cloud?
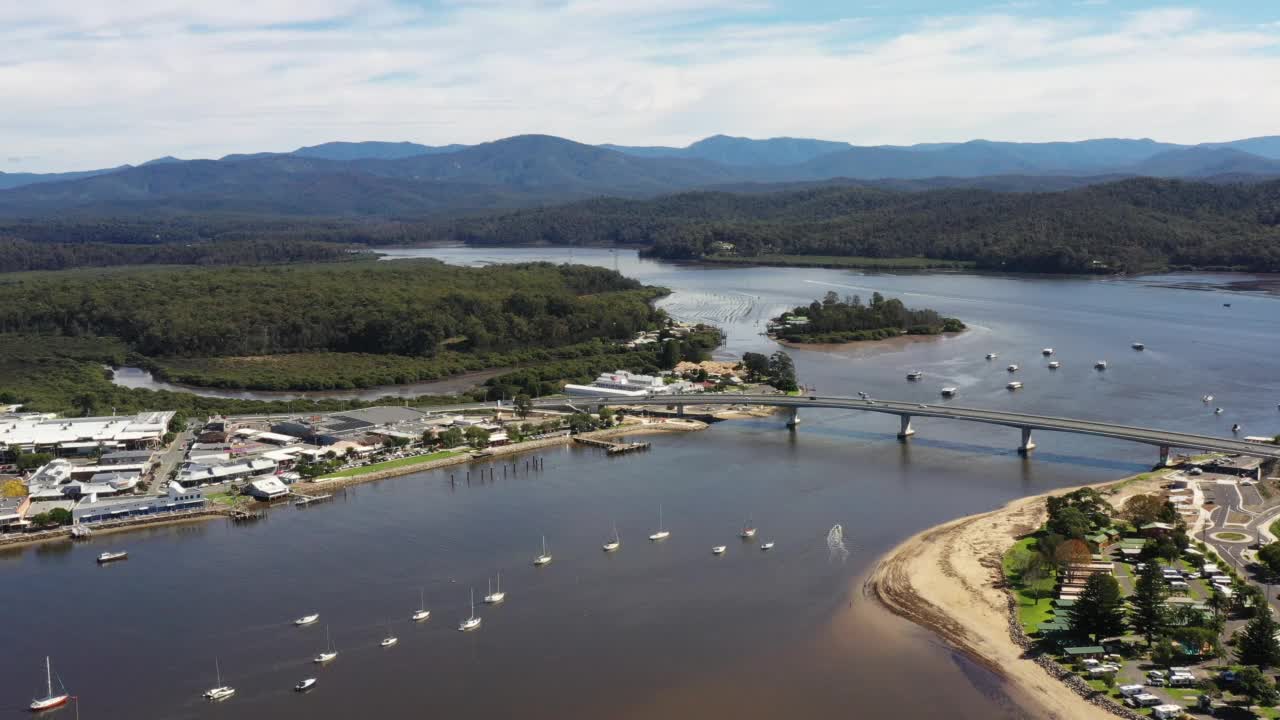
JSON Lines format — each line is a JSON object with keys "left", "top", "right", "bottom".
{"left": 2, "top": 2, "right": 1279, "bottom": 171}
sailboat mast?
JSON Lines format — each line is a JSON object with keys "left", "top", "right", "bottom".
{"left": 46, "top": 656, "right": 53, "bottom": 697}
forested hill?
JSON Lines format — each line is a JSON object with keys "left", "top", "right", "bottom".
{"left": 444, "top": 178, "right": 1280, "bottom": 273}
{"left": 0, "top": 261, "right": 662, "bottom": 358}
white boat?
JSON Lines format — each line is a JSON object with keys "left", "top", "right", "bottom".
{"left": 940, "top": 387, "right": 958, "bottom": 397}
{"left": 985, "top": 352, "right": 998, "bottom": 360}
{"left": 411, "top": 589, "right": 430, "bottom": 622}
{"left": 29, "top": 656, "right": 70, "bottom": 711}
{"left": 649, "top": 506, "right": 671, "bottom": 541}
{"left": 602, "top": 523, "right": 621, "bottom": 552}
{"left": 294, "top": 678, "right": 317, "bottom": 692}
{"left": 711, "top": 545, "right": 727, "bottom": 555}
{"left": 96, "top": 550, "right": 127, "bottom": 563}
{"left": 294, "top": 613, "right": 319, "bottom": 627}
{"left": 484, "top": 573, "right": 506, "bottom": 604}
{"left": 1202, "top": 394, "right": 1214, "bottom": 403}
{"left": 1006, "top": 364, "right": 1019, "bottom": 372}
{"left": 380, "top": 635, "right": 398, "bottom": 648}
{"left": 1132, "top": 342, "right": 1145, "bottom": 350}
{"left": 1006, "top": 381, "right": 1023, "bottom": 390}
{"left": 905, "top": 371, "right": 923, "bottom": 381}
{"left": 203, "top": 658, "right": 235, "bottom": 701}
{"left": 739, "top": 517, "right": 757, "bottom": 539}
{"left": 458, "top": 588, "right": 482, "bottom": 632}
{"left": 1041, "top": 348, "right": 1054, "bottom": 356}
{"left": 1048, "top": 361, "right": 1061, "bottom": 369}
{"left": 1214, "top": 407, "right": 1224, "bottom": 415}
{"left": 313, "top": 627, "right": 337, "bottom": 663}
{"left": 1094, "top": 360, "right": 1107, "bottom": 370}
{"left": 760, "top": 542, "right": 775, "bottom": 551}
{"left": 532, "top": 536, "right": 552, "bottom": 566}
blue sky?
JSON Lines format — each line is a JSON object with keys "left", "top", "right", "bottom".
{"left": 2, "top": 1, "right": 1278, "bottom": 171}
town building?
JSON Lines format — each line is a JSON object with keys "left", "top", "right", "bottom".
{"left": 71, "top": 482, "right": 206, "bottom": 524}
{"left": 246, "top": 477, "right": 289, "bottom": 500}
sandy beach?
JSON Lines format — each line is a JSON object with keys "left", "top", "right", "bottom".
{"left": 864, "top": 472, "right": 1170, "bottom": 720}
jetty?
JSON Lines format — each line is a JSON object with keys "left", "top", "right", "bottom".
{"left": 574, "top": 436, "right": 651, "bottom": 455}
{"left": 293, "top": 493, "right": 334, "bottom": 508}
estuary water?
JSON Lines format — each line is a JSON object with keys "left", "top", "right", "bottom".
{"left": 11, "top": 247, "right": 1278, "bottom": 719}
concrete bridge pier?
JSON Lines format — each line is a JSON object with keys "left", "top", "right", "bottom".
{"left": 897, "top": 414, "right": 915, "bottom": 440}
{"left": 1158, "top": 445, "right": 1171, "bottom": 467}
{"left": 676, "top": 404, "right": 685, "bottom": 418}
{"left": 1017, "top": 427, "right": 1036, "bottom": 454}
{"left": 785, "top": 407, "right": 801, "bottom": 429}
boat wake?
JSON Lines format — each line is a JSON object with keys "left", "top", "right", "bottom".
{"left": 827, "top": 524, "right": 848, "bottom": 563}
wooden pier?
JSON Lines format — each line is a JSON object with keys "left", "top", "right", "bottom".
{"left": 574, "top": 436, "right": 651, "bottom": 455}
{"left": 293, "top": 493, "right": 334, "bottom": 508}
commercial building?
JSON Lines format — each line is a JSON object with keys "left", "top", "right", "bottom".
{"left": 246, "top": 477, "right": 290, "bottom": 500}
{"left": 565, "top": 370, "right": 668, "bottom": 398}
{"left": 177, "top": 458, "right": 277, "bottom": 488}
{"left": 0, "top": 411, "right": 174, "bottom": 457}
{"left": 71, "top": 482, "right": 206, "bottom": 525}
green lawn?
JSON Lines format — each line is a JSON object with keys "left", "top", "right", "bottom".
{"left": 1216, "top": 532, "right": 1248, "bottom": 541}
{"left": 1271, "top": 518, "right": 1280, "bottom": 540}
{"left": 207, "top": 491, "right": 252, "bottom": 508}
{"left": 319, "top": 451, "right": 460, "bottom": 479}
{"left": 1004, "top": 536, "right": 1058, "bottom": 631}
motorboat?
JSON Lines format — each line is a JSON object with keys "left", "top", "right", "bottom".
{"left": 985, "top": 353, "right": 998, "bottom": 360}
{"left": 649, "top": 506, "right": 670, "bottom": 541}
{"left": 1214, "top": 407, "right": 1224, "bottom": 415}
{"left": 380, "top": 635, "right": 398, "bottom": 648}
{"left": 711, "top": 545, "right": 727, "bottom": 555}
{"left": 458, "top": 589, "right": 482, "bottom": 632}
{"left": 1132, "top": 342, "right": 1145, "bottom": 350}
{"left": 203, "top": 658, "right": 234, "bottom": 701}
{"left": 1048, "top": 361, "right": 1061, "bottom": 369}
{"left": 96, "top": 551, "right": 127, "bottom": 563}
{"left": 1202, "top": 395, "right": 1214, "bottom": 403}
{"left": 1094, "top": 360, "right": 1107, "bottom": 370}
{"left": 1006, "top": 364, "right": 1019, "bottom": 372}
{"left": 484, "top": 573, "right": 506, "bottom": 604}
{"left": 905, "top": 371, "right": 923, "bottom": 381}
{"left": 1041, "top": 348, "right": 1054, "bottom": 356}
{"left": 1006, "top": 381, "right": 1023, "bottom": 390}
{"left": 532, "top": 536, "right": 552, "bottom": 566}
{"left": 411, "top": 589, "right": 430, "bottom": 622}
{"left": 29, "top": 656, "right": 70, "bottom": 711}
{"left": 940, "top": 387, "right": 958, "bottom": 397}
{"left": 760, "top": 542, "right": 775, "bottom": 551}
{"left": 294, "top": 678, "right": 317, "bottom": 692}
{"left": 294, "top": 613, "right": 319, "bottom": 627}
{"left": 313, "top": 627, "right": 337, "bottom": 663}
{"left": 739, "top": 521, "right": 757, "bottom": 539}
{"left": 602, "top": 523, "right": 621, "bottom": 552}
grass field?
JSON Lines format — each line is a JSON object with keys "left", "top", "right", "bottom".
{"left": 319, "top": 451, "right": 461, "bottom": 479}
{"left": 1004, "top": 536, "right": 1057, "bottom": 631}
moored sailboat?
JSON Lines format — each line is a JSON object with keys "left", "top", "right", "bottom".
{"left": 202, "top": 658, "right": 234, "bottom": 701}
{"left": 649, "top": 506, "right": 670, "bottom": 541}
{"left": 484, "top": 573, "right": 505, "bottom": 604}
{"left": 458, "top": 588, "right": 482, "bottom": 632}
{"left": 29, "top": 656, "right": 70, "bottom": 711}
{"left": 313, "top": 627, "right": 337, "bottom": 663}
{"left": 411, "top": 589, "right": 430, "bottom": 622}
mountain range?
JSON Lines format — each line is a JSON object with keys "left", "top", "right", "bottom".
{"left": 2, "top": 133, "right": 1279, "bottom": 217}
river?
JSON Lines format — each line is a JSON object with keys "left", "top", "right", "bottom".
{"left": 9, "top": 247, "right": 1277, "bottom": 719}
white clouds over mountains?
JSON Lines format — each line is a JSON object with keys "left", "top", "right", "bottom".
{"left": 3, "top": 1, "right": 1278, "bottom": 171}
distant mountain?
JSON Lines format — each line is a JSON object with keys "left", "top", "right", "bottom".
{"left": 0, "top": 166, "right": 128, "bottom": 191}
{"left": 1124, "top": 147, "right": 1280, "bottom": 177}
{"left": 1199, "top": 136, "right": 1280, "bottom": 160}
{"left": 604, "top": 134, "right": 853, "bottom": 166}
{"left": 291, "top": 140, "right": 466, "bottom": 161}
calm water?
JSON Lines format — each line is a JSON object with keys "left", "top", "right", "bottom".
{"left": 13, "top": 247, "right": 1278, "bottom": 719}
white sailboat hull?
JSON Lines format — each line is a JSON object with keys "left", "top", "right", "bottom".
{"left": 602, "top": 541, "right": 620, "bottom": 551}
{"left": 204, "top": 687, "right": 235, "bottom": 701}
{"left": 484, "top": 593, "right": 505, "bottom": 604}
{"left": 411, "top": 610, "right": 431, "bottom": 622}
{"left": 648, "top": 531, "right": 670, "bottom": 541}
{"left": 30, "top": 695, "right": 70, "bottom": 711}
{"left": 295, "top": 679, "right": 317, "bottom": 692}
{"left": 313, "top": 652, "right": 337, "bottom": 663}
{"left": 294, "top": 614, "right": 319, "bottom": 626}
{"left": 380, "top": 638, "right": 398, "bottom": 648}
{"left": 458, "top": 617, "right": 482, "bottom": 632}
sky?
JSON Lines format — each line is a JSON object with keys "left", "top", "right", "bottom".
{"left": 2, "top": 1, "right": 1279, "bottom": 172}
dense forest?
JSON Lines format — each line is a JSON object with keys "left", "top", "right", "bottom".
{"left": 0, "top": 260, "right": 661, "bottom": 358}
{"left": 440, "top": 178, "right": 1280, "bottom": 273}
{"left": 773, "top": 291, "right": 965, "bottom": 344}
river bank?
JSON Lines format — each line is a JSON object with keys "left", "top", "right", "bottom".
{"left": 863, "top": 470, "right": 1172, "bottom": 720}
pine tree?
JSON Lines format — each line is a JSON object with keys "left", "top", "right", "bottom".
{"left": 1129, "top": 561, "right": 1169, "bottom": 645}
{"left": 1235, "top": 610, "right": 1280, "bottom": 668}
{"left": 1069, "top": 574, "right": 1126, "bottom": 641}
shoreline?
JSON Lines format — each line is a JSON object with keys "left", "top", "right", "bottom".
{"left": 863, "top": 470, "right": 1171, "bottom": 720}
{"left": 1, "top": 420, "right": 707, "bottom": 551}
{"left": 773, "top": 330, "right": 964, "bottom": 354}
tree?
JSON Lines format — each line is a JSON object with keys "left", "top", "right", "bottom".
{"left": 1259, "top": 542, "right": 1280, "bottom": 580}
{"left": 1046, "top": 489, "right": 1110, "bottom": 531}
{"left": 514, "top": 394, "right": 532, "bottom": 418}
{"left": 1234, "top": 666, "right": 1280, "bottom": 708}
{"left": 47, "top": 508, "right": 72, "bottom": 526}
{"left": 463, "top": 426, "right": 490, "bottom": 449}
{"left": 598, "top": 407, "right": 617, "bottom": 427}
{"left": 768, "top": 350, "right": 798, "bottom": 392}
{"left": 1068, "top": 574, "right": 1126, "bottom": 641}
{"left": 660, "top": 339, "right": 681, "bottom": 370}
{"left": 1150, "top": 638, "right": 1178, "bottom": 668}
{"left": 438, "top": 427, "right": 464, "bottom": 448}
{"left": 1121, "top": 494, "right": 1167, "bottom": 526}
{"left": 741, "top": 352, "right": 770, "bottom": 381}
{"left": 71, "top": 391, "right": 96, "bottom": 417}
{"left": 1053, "top": 539, "right": 1092, "bottom": 570}
{"left": 1207, "top": 586, "right": 1230, "bottom": 623}
{"left": 568, "top": 413, "right": 597, "bottom": 434}
{"left": 1048, "top": 506, "right": 1091, "bottom": 539}
{"left": 1021, "top": 554, "right": 1050, "bottom": 600}
{"left": 1130, "top": 561, "right": 1169, "bottom": 645}
{"left": 1235, "top": 610, "right": 1280, "bottom": 668}
{"left": 16, "top": 452, "right": 53, "bottom": 471}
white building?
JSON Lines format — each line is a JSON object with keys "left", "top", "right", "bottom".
{"left": 178, "top": 458, "right": 277, "bottom": 487}
{"left": 246, "top": 477, "right": 289, "bottom": 500}
{"left": 72, "top": 482, "right": 205, "bottom": 524}
{"left": 564, "top": 370, "right": 673, "bottom": 398}
{"left": 0, "top": 411, "right": 174, "bottom": 456}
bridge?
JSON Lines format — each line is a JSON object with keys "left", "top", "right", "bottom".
{"left": 542, "top": 394, "right": 1280, "bottom": 465}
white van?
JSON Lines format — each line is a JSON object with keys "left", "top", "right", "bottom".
{"left": 1152, "top": 704, "right": 1183, "bottom": 719}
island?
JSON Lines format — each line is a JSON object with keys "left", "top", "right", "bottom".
{"left": 769, "top": 291, "right": 964, "bottom": 345}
